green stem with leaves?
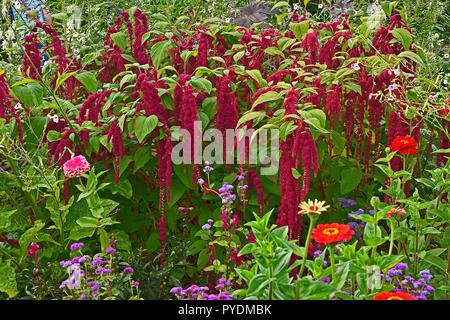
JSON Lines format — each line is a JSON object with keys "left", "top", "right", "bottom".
{"left": 295, "top": 214, "right": 318, "bottom": 300}
{"left": 388, "top": 219, "right": 395, "bottom": 255}
{"left": 329, "top": 245, "right": 337, "bottom": 284}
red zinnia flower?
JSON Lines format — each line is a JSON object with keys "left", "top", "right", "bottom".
{"left": 373, "top": 291, "right": 416, "bottom": 300}
{"left": 311, "top": 223, "right": 354, "bottom": 245}
{"left": 390, "top": 136, "right": 418, "bottom": 156}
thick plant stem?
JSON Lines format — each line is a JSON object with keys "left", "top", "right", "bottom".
{"left": 388, "top": 219, "right": 395, "bottom": 255}
{"left": 295, "top": 215, "right": 317, "bottom": 300}
{"left": 329, "top": 245, "right": 336, "bottom": 284}
{"left": 446, "top": 247, "right": 449, "bottom": 299}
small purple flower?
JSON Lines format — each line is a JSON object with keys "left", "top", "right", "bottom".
{"left": 313, "top": 250, "right": 322, "bottom": 258}
{"left": 123, "top": 267, "right": 134, "bottom": 274}
{"left": 60, "top": 260, "right": 72, "bottom": 268}
{"left": 218, "top": 277, "right": 227, "bottom": 284}
{"left": 80, "top": 294, "right": 89, "bottom": 300}
{"left": 320, "top": 277, "right": 331, "bottom": 283}
{"left": 133, "top": 281, "right": 139, "bottom": 287}
{"left": 207, "top": 219, "right": 214, "bottom": 224}
{"left": 215, "top": 283, "right": 225, "bottom": 290}
{"left": 70, "top": 243, "right": 84, "bottom": 251}
{"left": 170, "top": 286, "right": 182, "bottom": 293}
{"left": 413, "top": 278, "right": 426, "bottom": 289}
{"left": 419, "top": 269, "right": 432, "bottom": 282}
{"left": 106, "top": 247, "right": 116, "bottom": 254}
{"left": 187, "top": 285, "right": 199, "bottom": 292}
{"left": 396, "top": 262, "right": 408, "bottom": 270}
{"left": 92, "top": 257, "right": 102, "bottom": 267}
{"left": 202, "top": 224, "right": 211, "bottom": 230}
{"left": 198, "top": 178, "right": 205, "bottom": 185}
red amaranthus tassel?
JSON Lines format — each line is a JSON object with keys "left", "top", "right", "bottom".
{"left": 22, "top": 32, "right": 42, "bottom": 79}
{"left": 215, "top": 74, "right": 239, "bottom": 133}
{"left": 196, "top": 29, "right": 213, "bottom": 68}
{"left": 293, "top": 120, "right": 319, "bottom": 202}
{"left": 173, "top": 74, "right": 191, "bottom": 126}
{"left": 98, "top": 13, "right": 130, "bottom": 83}
{"left": 277, "top": 136, "right": 301, "bottom": 241}
{"left": 245, "top": 170, "right": 264, "bottom": 217}
{"left": 133, "top": 10, "right": 149, "bottom": 65}
{"left": 302, "top": 32, "right": 320, "bottom": 65}
{"left": 0, "top": 73, "right": 24, "bottom": 146}
{"left": 324, "top": 84, "right": 342, "bottom": 156}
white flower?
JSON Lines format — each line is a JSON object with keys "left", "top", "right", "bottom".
{"left": 394, "top": 69, "right": 400, "bottom": 76}
{"left": 225, "top": 18, "right": 230, "bottom": 23}
{"left": 318, "top": 4, "right": 323, "bottom": 9}
{"left": 293, "top": 3, "right": 299, "bottom": 10}
{"left": 444, "top": 54, "right": 449, "bottom": 59}
{"left": 351, "top": 63, "right": 360, "bottom": 71}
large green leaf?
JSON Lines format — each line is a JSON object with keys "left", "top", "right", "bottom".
{"left": 0, "top": 262, "right": 17, "bottom": 298}
{"left": 340, "top": 167, "right": 363, "bottom": 194}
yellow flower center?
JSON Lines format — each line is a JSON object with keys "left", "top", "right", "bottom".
{"left": 323, "top": 228, "right": 339, "bottom": 236}
{"left": 387, "top": 296, "right": 403, "bottom": 300}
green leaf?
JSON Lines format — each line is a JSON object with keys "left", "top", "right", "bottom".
{"left": 69, "top": 226, "right": 96, "bottom": 241}
{"left": 134, "top": 145, "right": 151, "bottom": 172}
{"left": 0, "top": 262, "right": 17, "bottom": 298}
{"left": 151, "top": 40, "right": 171, "bottom": 69}
{"left": 74, "top": 71, "right": 98, "bottom": 93}
{"left": 146, "top": 232, "right": 161, "bottom": 254}
{"left": 11, "top": 82, "right": 43, "bottom": 107}
{"left": 364, "top": 223, "right": 388, "bottom": 247}
{"left": 190, "top": 77, "right": 212, "bottom": 94}
{"left": 340, "top": 167, "right": 363, "bottom": 194}
{"left": 295, "top": 278, "right": 336, "bottom": 300}
{"left": 54, "top": 72, "right": 77, "bottom": 92}
{"left": 110, "top": 32, "right": 128, "bottom": 51}
{"left": 398, "top": 51, "right": 425, "bottom": 68}
{"left": 236, "top": 111, "right": 266, "bottom": 129}
{"left": 290, "top": 21, "right": 310, "bottom": 40}
{"left": 135, "top": 115, "right": 159, "bottom": 143}
{"left": 76, "top": 216, "right": 99, "bottom": 228}
{"left": 252, "top": 91, "right": 281, "bottom": 111}
{"left": 390, "top": 28, "right": 412, "bottom": 51}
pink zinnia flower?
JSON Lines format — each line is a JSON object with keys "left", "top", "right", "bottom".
{"left": 63, "top": 155, "right": 90, "bottom": 178}
{"left": 386, "top": 207, "right": 407, "bottom": 219}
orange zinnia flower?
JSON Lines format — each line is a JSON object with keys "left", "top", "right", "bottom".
{"left": 390, "top": 136, "right": 418, "bottom": 156}
{"left": 373, "top": 291, "right": 416, "bottom": 300}
{"left": 311, "top": 223, "right": 354, "bottom": 245}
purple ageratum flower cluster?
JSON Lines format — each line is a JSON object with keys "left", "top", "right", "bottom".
{"left": 170, "top": 278, "right": 233, "bottom": 300}
{"left": 60, "top": 263, "right": 85, "bottom": 290}
{"left": 60, "top": 243, "right": 140, "bottom": 300}
{"left": 384, "top": 262, "right": 408, "bottom": 282}
{"left": 385, "top": 267, "right": 435, "bottom": 300}
{"left": 70, "top": 242, "right": 84, "bottom": 251}
{"left": 106, "top": 247, "right": 116, "bottom": 254}
{"left": 201, "top": 223, "right": 211, "bottom": 230}
{"left": 346, "top": 208, "right": 372, "bottom": 241}
{"left": 338, "top": 198, "right": 356, "bottom": 208}
{"left": 219, "top": 182, "right": 236, "bottom": 206}
{"left": 203, "top": 161, "right": 214, "bottom": 173}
